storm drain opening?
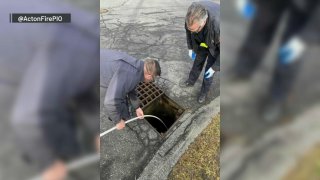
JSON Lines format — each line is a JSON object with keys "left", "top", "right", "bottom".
{"left": 136, "top": 82, "right": 185, "bottom": 135}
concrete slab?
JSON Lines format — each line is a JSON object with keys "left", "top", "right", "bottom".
{"left": 221, "top": 103, "right": 320, "bottom": 180}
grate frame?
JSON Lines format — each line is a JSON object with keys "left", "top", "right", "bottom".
{"left": 136, "top": 82, "right": 164, "bottom": 109}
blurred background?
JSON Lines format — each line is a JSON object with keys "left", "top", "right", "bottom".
{"left": 0, "top": 0, "right": 99, "bottom": 179}
{"left": 221, "top": 0, "right": 320, "bottom": 179}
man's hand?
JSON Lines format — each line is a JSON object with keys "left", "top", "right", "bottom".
{"left": 42, "top": 160, "right": 67, "bottom": 180}
{"left": 205, "top": 68, "right": 215, "bottom": 79}
{"left": 188, "top": 50, "right": 196, "bottom": 61}
{"left": 136, "top": 107, "right": 144, "bottom": 119}
{"left": 279, "top": 36, "right": 305, "bottom": 64}
{"left": 116, "top": 119, "right": 125, "bottom": 130}
{"left": 236, "top": 0, "right": 256, "bottom": 20}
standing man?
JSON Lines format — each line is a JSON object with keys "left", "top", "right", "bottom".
{"left": 100, "top": 49, "right": 161, "bottom": 130}
{"left": 180, "top": 1, "right": 220, "bottom": 104}
{"left": 7, "top": 1, "right": 100, "bottom": 179}
{"left": 233, "top": 0, "right": 320, "bottom": 121}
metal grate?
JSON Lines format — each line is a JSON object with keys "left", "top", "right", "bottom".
{"left": 136, "top": 82, "right": 164, "bottom": 109}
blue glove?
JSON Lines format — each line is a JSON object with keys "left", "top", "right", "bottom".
{"left": 236, "top": 0, "right": 256, "bottom": 20}
{"left": 188, "top": 50, "right": 196, "bottom": 61}
{"left": 279, "top": 37, "right": 305, "bottom": 64}
{"left": 204, "top": 68, "right": 215, "bottom": 79}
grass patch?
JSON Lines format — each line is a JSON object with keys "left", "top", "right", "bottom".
{"left": 168, "top": 113, "right": 220, "bottom": 180}
{"left": 283, "top": 144, "right": 320, "bottom": 180}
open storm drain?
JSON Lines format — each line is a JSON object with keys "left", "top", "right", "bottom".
{"left": 136, "top": 82, "right": 185, "bottom": 135}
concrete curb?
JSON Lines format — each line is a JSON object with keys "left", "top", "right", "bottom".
{"left": 138, "top": 96, "right": 220, "bottom": 180}
{"left": 221, "top": 103, "right": 320, "bottom": 180}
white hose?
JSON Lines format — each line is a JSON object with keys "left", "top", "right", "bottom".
{"left": 30, "top": 153, "right": 99, "bottom": 180}
{"left": 29, "top": 116, "right": 165, "bottom": 179}
{"left": 100, "top": 115, "right": 166, "bottom": 137}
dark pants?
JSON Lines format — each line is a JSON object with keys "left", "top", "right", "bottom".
{"left": 270, "top": 4, "right": 311, "bottom": 101}
{"left": 234, "top": 0, "right": 311, "bottom": 101}
{"left": 235, "top": 1, "right": 288, "bottom": 77}
{"left": 187, "top": 48, "right": 218, "bottom": 95}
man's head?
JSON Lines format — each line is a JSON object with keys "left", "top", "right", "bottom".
{"left": 186, "top": 2, "right": 208, "bottom": 33}
{"left": 143, "top": 58, "right": 161, "bottom": 83}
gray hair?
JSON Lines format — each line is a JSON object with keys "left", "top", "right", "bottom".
{"left": 186, "top": 2, "right": 208, "bottom": 27}
{"left": 143, "top": 57, "right": 161, "bottom": 77}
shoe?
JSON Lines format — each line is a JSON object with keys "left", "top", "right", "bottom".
{"left": 198, "top": 93, "right": 206, "bottom": 104}
{"left": 179, "top": 80, "right": 193, "bottom": 88}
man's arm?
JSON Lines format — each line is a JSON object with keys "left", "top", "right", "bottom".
{"left": 104, "top": 71, "right": 128, "bottom": 124}
{"left": 211, "top": 50, "right": 220, "bottom": 72}
{"left": 128, "top": 89, "right": 140, "bottom": 110}
{"left": 207, "top": 14, "right": 220, "bottom": 58}
{"left": 185, "top": 23, "right": 193, "bottom": 50}
{"left": 212, "top": 16, "right": 220, "bottom": 48}
{"left": 128, "top": 88, "right": 144, "bottom": 119}
{"left": 207, "top": 48, "right": 220, "bottom": 71}
{"left": 296, "top": 1, "right": 320, "bottom": 44}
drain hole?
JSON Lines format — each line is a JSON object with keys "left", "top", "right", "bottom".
{"left": 143, "top": 95, "right": 184, "bottom": 134}
{"left": 142, "top": 100, "right": 147, "bottom": 105}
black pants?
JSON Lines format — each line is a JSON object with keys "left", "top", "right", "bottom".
{"left": 187, "top": 48, "right": 218, "bottom": 95}
{"left": 270, "top": 4, "right": 312, "bottom": 101}
{"left": 235, "top": 1, "right": 311, "bottom": 101}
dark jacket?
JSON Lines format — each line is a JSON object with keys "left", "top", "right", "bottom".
{"left": 100, "top": 49, "right": 144, "bottom": 124}
{"left": 7, "top": 0, "right": 99, "bottom": 169}
{"left": 252, "top": 0, "right": 320, "bottom": 43}
{"left": 294, "top": 0, "right": 320, "bottom": 44}
{"left": 186, "top": 1, "right": 220, "bottom": 58}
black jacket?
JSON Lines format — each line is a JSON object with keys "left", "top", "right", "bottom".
{"left": 252, "top": 0, "right": 320, "bottom": 43}
{"left": 294, "top": 0, "right": 320, "bottom": 44}
{"left": 8, "top": 0, "right": 99, "bottom": 168}
{"left": 186, "top": 1, "right": 220, "bottom": 58}
{"left": 100, "top": 49, "right": 144, "bottom": 124}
